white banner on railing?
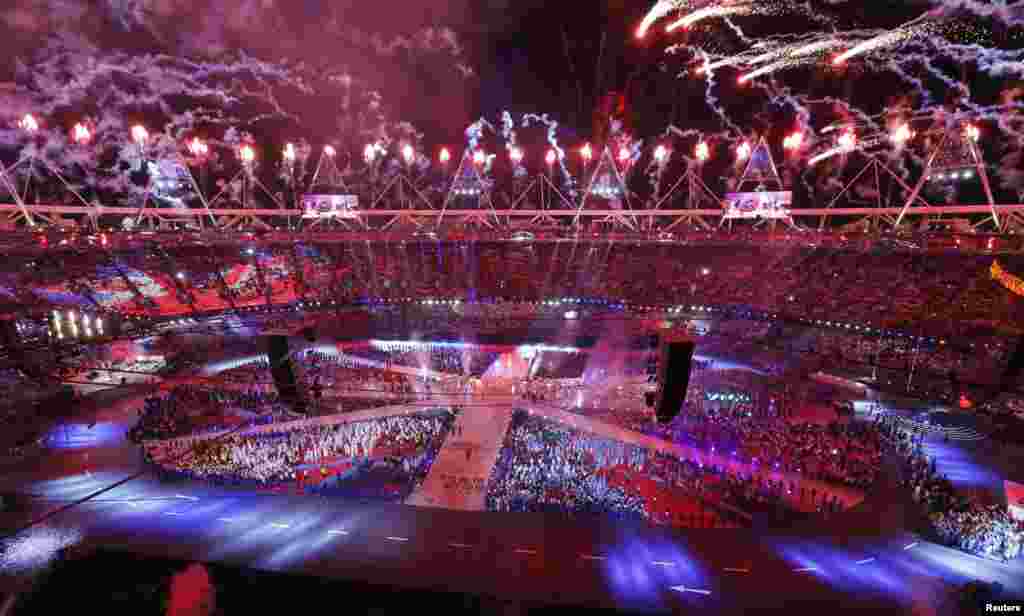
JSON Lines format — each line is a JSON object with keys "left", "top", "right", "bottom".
{"left": 723, "top": 191, "right": 792, "bottom": 220}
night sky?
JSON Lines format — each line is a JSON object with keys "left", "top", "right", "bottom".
{"left": 1, "top": 1, "right": 1023, "bottom": 200}
{"left": 1, "top": 1, "right": 1018, "bottom": 138}
{"left": 0, "top": 1, "right": 713, "bottom": 139}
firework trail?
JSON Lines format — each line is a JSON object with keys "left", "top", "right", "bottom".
{"left": 643, "top": 0, "right": 829, "bottom": 40}
{"left": 694, "top": 50, "right": 744, "bottom": 136}
{"left": 637, "top": 0, "right": 1024, "bottom": 199}
{"left": 695, "top": 37, "right": 803, "bottom": 75}
{"left": 500, "top": 111, "right": 517, "bottom": 148}
{"left": 667, "top": 4, "right": 754, "bottom": 32}
{"left": 465, "top": 117, "right": 494, "bottom": 150}
{"left": 521, "top": 113, "right": 572, "bottom": 185}
{"left": 637, "top": 0, "right": 685, "bottom": 38}
{"left": 500, "top": 111, "right": 530, "bottom": 177}
{"left": 834, "top": 29, "right": 919, "bottom": 65}
{"left": 739, "top": 38, "right": 846, "bottom": 82}
{"left": 721, "top": 16, "right": 756, "bottom": 43}
{"left": 464, "top": 118, "right": 497, "bottom": 174}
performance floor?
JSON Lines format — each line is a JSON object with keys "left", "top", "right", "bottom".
{"left": 2, "top": 353, "right": 1023, "bottom": 614}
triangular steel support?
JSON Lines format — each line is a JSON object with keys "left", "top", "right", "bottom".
{"left": 818, "top": 155, "right": 925, "bottom": 231}
{"left": 896, "top": 126, "right": 1000, "bottom": 231}
{"left": 574, "top": 145, "right": 635, "bottom": 230}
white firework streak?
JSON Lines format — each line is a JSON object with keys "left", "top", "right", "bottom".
{"left": 740, "top": 38, "right": 845, "bottom": 82}
{"left": 808, "top": 134, "right": 887, "bottom": 166}
{"left": 697, "top": 40, "right": 796, "bottom": 75}
{"left": 465, "top": 117, "right": 495, "bottom": 151}
{"left": 638, "top": 1, "right": 686, "bottom": 38}
{"left": 694, "top": 51, "right": 743, "bottom": 135}
{"left": 834, "top": 27, "right": 920, "bottom": 64}
{"left": 721, "top": 15, "right": 755, "bottom": 43}
{"left": 667, "top": 4, "right": 753, "bottom": 32}
{"left": 701, "top": 50, "right": 773, "bottom": 74}
{"left": 521, "top": 113, "right": 572, "bottom": 184}
{"left": 808, "top": 146, "right": 851, "bottom": 166}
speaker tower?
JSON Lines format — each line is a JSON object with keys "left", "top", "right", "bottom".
{"left": 654, "top": 340, "right": 695, "bottom": 424}
{"left": 266, "top": 335, "right": 306, "bottom": 414}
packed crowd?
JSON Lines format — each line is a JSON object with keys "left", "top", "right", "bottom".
{"left": 674, "top": 407, "right": 883, "bottom": 489}
{"left": 294, "top": 351, "right": 416, "bottom": 397}
{"left": 21, "top": 238, "right": 1024, "bottom": 409}
{"left": 485, "top": 411, "right": 805, "bottom": 527}
{"left": 879, "top": 413, "right": 1023, "bottom": 562}
{"left": 540, "top": 356, "right": 883, "bottom": 490}
{"left": 30, "top": 238, "right": 1024, "bottom": 343}
{"left": 129, "top": 385, "right": 289, "bottom": 443}
{"left": 216, "top": 357, "right": 272, "bottom": 385}
{"left": 147, "top": 410, "right": 454, "bottom": 492}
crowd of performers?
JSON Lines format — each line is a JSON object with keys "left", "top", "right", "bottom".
{"left": 667, "top": 401, "right": 883, "bottom": 490}
{"left": 129, "top": 384, "right": 291, "bottom": 443}
{"left": 879, "top": 413, "right": 1023, "bottom": 562}
{"left": 118, "top": 341, "right": 1023, "bottom": 561}
{"left": 145, "top": 410, "right": 454, "bottom": 499}
{"left": 484, "top": 411, "right": 842, "bottom": 527}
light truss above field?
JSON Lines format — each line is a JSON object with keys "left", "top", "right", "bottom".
{"left": 4, "top": 202, "right": 1024, "bottom": 233}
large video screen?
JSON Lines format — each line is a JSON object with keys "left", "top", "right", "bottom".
{"left": 723, "top": 191, "right": 792, "bottom": 220}
{"left": 301, "top": 194, "right": 359, "bottom": 219}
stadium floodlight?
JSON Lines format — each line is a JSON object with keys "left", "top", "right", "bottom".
{"left": 439, "top": 148, "right": 451, "bottom": 164}
{"left": 19, "top": 114, "right": 39, "bottom": 133}
{"left": 783, "top": 132, "right": 804, "bottom": 151}
{"left": 736, "top": 141, "right": 751, "bottom": 161}
{"left": 187, "top": 137, "right": 208, "bottom": 157}
{"left": 654, "top": 144, "right": 669, "bottom": 163}
{"left": 838, "top": 129, "right": 857, "bottom": 150}
{"left": 72, "top": 123, "right": 91, "bottom": 146}
{"left": 695, "top": 141, "right": 710, "bottom": 162}
{"left": 580, "top": 143, "right": 593, "bottom": 162}
{"left": 545, "top": 149, "right": 557, "bottom": 166}
{"left": 131, "top": 125, "right": 149, "bottom": 146}
{"left": 239, "top": 144, "right": 255, "bottom": 164}
{"left": 891, "top": 123, "right": 913, "bottom": 145}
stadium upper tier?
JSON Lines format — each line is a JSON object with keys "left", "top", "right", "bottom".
{"left": 1, "top": 233, "right": 1023, "bottom": 337}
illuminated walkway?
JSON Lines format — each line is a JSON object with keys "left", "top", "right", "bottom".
{"left": 406, "top": 406, "right": 514, "bottom": 511}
